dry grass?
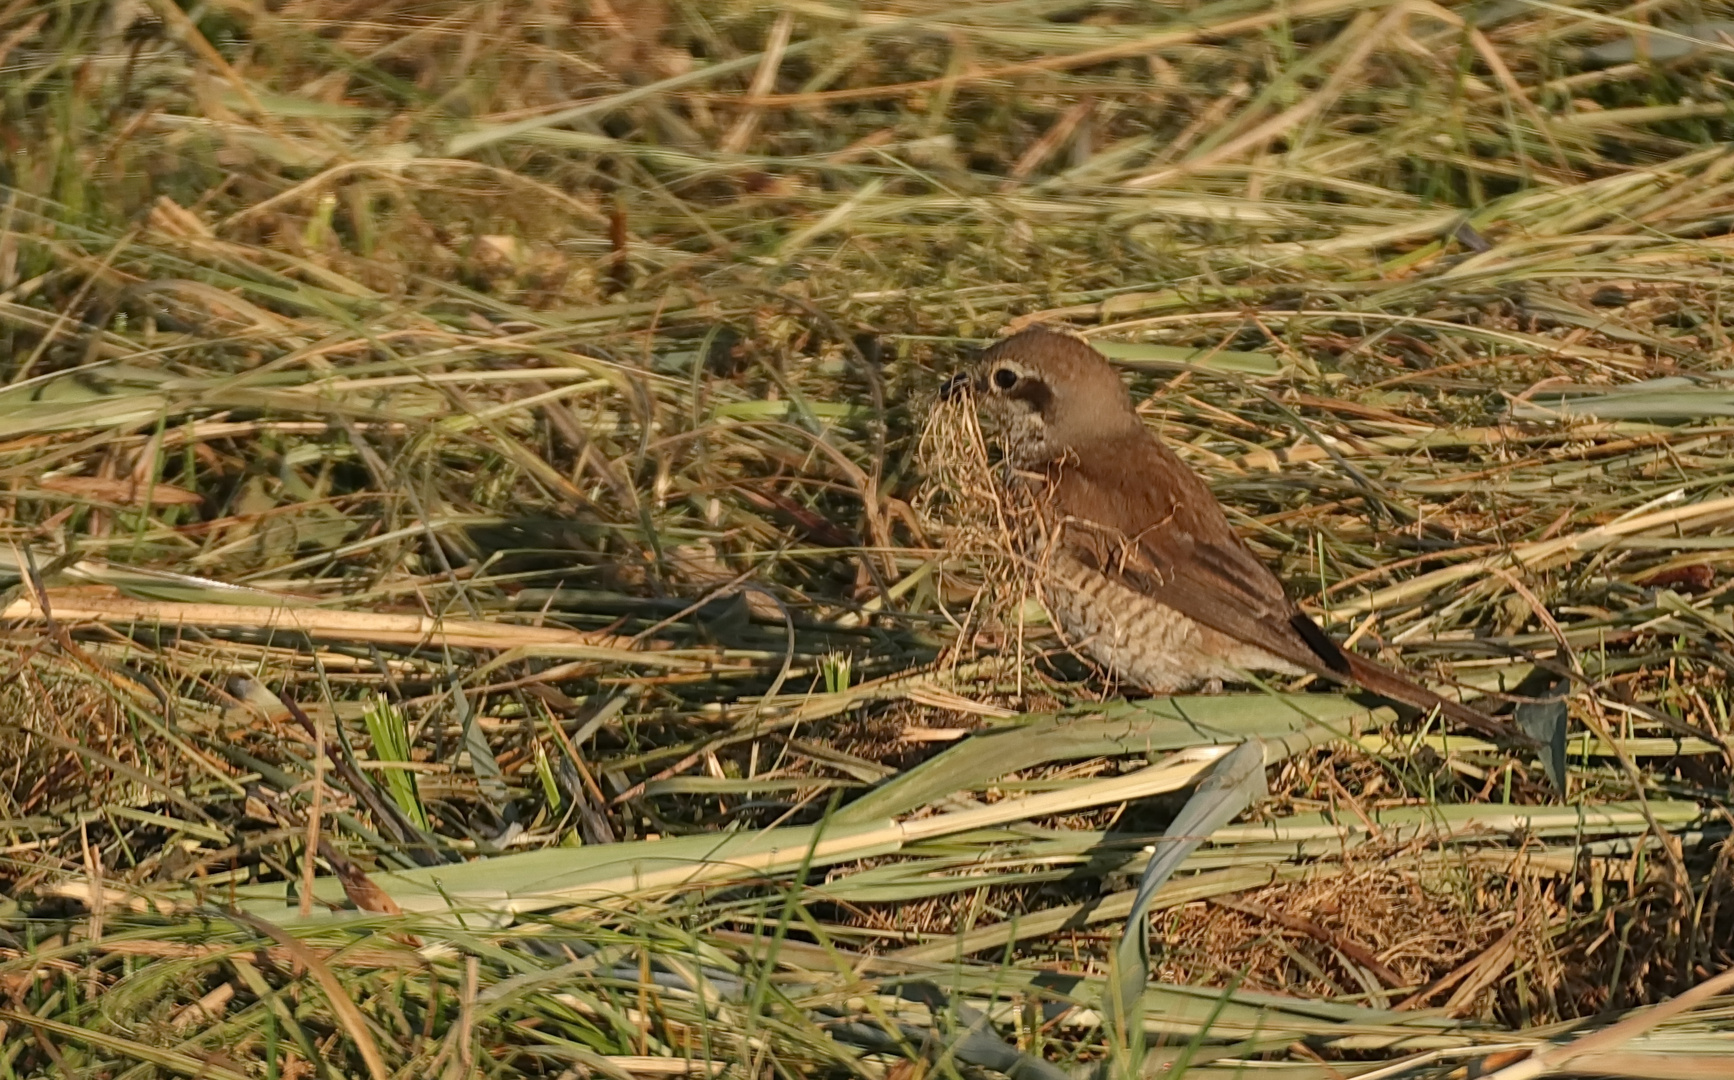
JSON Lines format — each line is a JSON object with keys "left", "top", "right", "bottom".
{"left": 4, "top": 0, "right": 1734, "bottom": 1076}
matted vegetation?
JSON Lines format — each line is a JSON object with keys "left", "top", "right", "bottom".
{"left": 3, "top": 0, "right": 1734, "bottom": 1076}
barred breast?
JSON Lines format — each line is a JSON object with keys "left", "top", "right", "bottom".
{"left": 1042, "top": 552, "right": 1304, "bottom": 692}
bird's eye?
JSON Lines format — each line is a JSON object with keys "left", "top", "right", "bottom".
{"left": 991, "top": 367, "right": 1019, "bottom": 390}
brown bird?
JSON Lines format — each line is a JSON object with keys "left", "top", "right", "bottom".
{"left": 956, "top": 325, "right": 1521, "bottom": 744}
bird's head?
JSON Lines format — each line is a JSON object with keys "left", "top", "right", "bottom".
{"left": 948, "top": 326, "right": 1144, "bottom": 467}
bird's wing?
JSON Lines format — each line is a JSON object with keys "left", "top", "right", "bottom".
{"left": 1046, "top": 431, "right": 1350, "bottom": 678}
{"left": 1045, "top": 432, "right": 1531, "bottom": 745}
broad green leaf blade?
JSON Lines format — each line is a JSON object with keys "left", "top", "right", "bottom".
{"left": 1103, "top": 740, "right": 1268, "bottom": 1077}
{"left": 837, "top": 694, "right": 1372, "bottom": 826}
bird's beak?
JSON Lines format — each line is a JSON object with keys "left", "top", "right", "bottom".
{"left": 941, "top": 370, "right": 976, "bottom": 402}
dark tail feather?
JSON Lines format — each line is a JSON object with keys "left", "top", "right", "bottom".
{"left": 1290, "top": 614, "right": 1351, "bottom": 675}
{"left": 1341, "top": 652, "right": 1533, "bottom": 747}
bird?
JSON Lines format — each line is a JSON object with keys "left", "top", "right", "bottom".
{"left": 950, "top": 325, "right": 1524, "bottom": 744}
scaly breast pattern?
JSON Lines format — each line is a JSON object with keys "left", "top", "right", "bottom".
{"left": 1041, "top": 551, "right": 1302, "bottom": 693}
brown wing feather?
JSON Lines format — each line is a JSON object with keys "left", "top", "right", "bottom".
{"left": 1047, "top": 431, "right": 1531, "bottom": 745}
{"left": 1047, "top": 431, "right": 1345, "bottom": 677}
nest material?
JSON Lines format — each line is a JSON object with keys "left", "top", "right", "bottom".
{"left": 913, "top": 391, "right": 1048, "bottom": 675}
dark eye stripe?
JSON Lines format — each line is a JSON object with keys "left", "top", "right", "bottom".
{"left": 1006, "top": 378, "right": 1052, "bottom": 415}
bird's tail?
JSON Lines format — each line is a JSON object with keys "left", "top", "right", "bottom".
{"left": 1341, "top": 652, "right": 1531, "bottom": 746}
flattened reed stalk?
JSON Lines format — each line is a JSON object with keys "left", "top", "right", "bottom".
{"left": 6, "top": 0, "right": 1734, "bottom": 1074}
